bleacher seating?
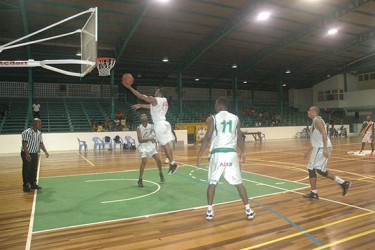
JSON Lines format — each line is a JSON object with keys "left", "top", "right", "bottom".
{"left": 0, "top": 97, "right": 344, "bottom": 134}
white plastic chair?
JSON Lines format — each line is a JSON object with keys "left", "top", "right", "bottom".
{"left": 77, "top": 138, "right": 87, "bottom": 152}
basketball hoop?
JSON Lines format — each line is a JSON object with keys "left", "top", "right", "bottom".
{"left": 96, "top": 57, "right": 116, "bottom": 76}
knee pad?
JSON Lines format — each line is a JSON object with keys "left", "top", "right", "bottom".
{"left": 317, "top": 169, "right": 328, "bottom": 177}
{"left": 308, "top": 169, "right": 316, "bottom": 178}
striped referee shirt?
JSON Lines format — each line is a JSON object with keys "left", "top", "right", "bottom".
{"left": 21, "top": 128, "right": 43, "bottom": 153}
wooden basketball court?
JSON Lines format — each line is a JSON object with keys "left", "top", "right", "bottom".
{"left": 1, "top": 137, "right": 374, "bottom": 249}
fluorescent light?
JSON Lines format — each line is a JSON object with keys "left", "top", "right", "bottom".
{"left": 232, "top": 64, "right": 237, "bottom": 69}
{"left": 195, "top": 78, "right": 199, "bottom": 81}
{"left": 76, "top": 51, "right": 82, "bottom": 56}
{"left": 243, "top": 81, "right": 247, "bottom": 84}
{"left": 162, "top": 57, "right": 169, "bottom": 62}
{"left": 256, "top": 11, "right": 270, "bottom": 21}
{"left": 327, "top": 28, "right": 338, "bottom": 35}
{"left": 285, "top": 69, "right": 291, "bottom": 74}
{"left": 282, "top": 83, "right": 287, "bottom": 87}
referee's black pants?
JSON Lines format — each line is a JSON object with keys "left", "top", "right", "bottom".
{"left": 21, "top": 152, "right": 39, "bottom": 186}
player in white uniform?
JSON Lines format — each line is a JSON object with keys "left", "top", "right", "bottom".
{"left": 358, "top": 115, "right": 374, "bottom": 154}
{"left": 303, "top": 106, "right": 351, "bottom": 200}
{"left": 136, "top": 114, "right": 165, "bottom": 187}
{"left": 122, "top": 74, "right": 178, "bottom": 175}
{"left": 197, "top": 97, "right": 255, "bottom": 221}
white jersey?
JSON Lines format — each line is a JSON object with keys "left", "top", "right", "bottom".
{"left": 150, "top": 97, "right": 168, "bottom": 123}
{"left": 310, "top": 116, "right": 332, "bottom": 148}
{"left": 138, "top": 123, "right": 155, "bottom": 147}
{"left": 210, "top": 111, "right": 238, "bottom": 154}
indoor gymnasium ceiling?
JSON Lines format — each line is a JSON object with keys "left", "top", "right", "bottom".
{"left": 1, "top": 0, "right": 375, "bottom": 91}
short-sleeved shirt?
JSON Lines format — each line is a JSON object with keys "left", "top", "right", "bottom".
{"left": 21, "top": 128, "right": 43, "bottom": 153}
{"left": 150, "top": 97, "right": 168, "bottom": 123}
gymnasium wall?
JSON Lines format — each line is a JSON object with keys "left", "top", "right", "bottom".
{"left": 0, "top": 125, "right": 350, "bottom": 154}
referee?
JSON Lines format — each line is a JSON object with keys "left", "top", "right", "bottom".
{"left": 21, "top": 118, "right": 49, "bottom": 192}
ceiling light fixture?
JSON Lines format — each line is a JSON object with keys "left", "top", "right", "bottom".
{"left": 256, "top": 11, "right": 270, "bottom": 21}
{"left": 282, "top": 83, "right": 287, "bottom": 87}
{"left": 195, "top": 78, "right": 199, "bottom": 82}
{"left": 285, "top": 69, "right": 291, "bottom": 74}
{"left": 327, "top": 28, "right": 338, "bottom": 35}
{"left": 232, "top": 64, "right": 237, "bottom": 69}
{"left": 76, "top": 50, "right": 81, "bottom": 56}
{"left": 162, "top": 57, "right": 169, "bottom": 62}
{"left": 243, "top": 81, "right": 248, "bottom": 84}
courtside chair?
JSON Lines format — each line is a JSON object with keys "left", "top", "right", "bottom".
{"left": 124, "top": 136, "right": 136, "bottom": 150}
{"left": 77, "top": 138, "right": 87, "bottom": 152}
{"left": 102, "top": 136, "right": 113, "bottom": 150}
{"left": 92, "top": 137, "right": 104, "bottom": 151}
{"left": 113, "top": 135, "right": 123, "bottom": 149}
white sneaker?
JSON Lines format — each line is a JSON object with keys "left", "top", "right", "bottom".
{"left": 245, "top": 209, "right": 255, "bottom": 220}
{"left": 206, "top": 210, "right": 214, "bottom": 221}
{"left": 164, "top": 158, "right": 169, "bottom": 164}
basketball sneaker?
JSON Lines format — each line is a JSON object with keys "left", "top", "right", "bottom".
{"left": 159, "top": 173, "right": 165, "bottom": 183}
{"left": 341, "top": 181, "right": 351, "bottom": 196}
{"left": 168, "top": 163, "right": 178, "bottom": 175}
{"left": 137, "top": 179, "right": 144, "bottom": 188}
{"left": 303, "top": 191, "right": 319, "bottom": 200}
{"left": 206, "top": 210, "right": 214, "bottom": 221}
{"left": 31, "top": 184, "right": 42, "bottom": 190}
{"left": 245, "top": 209, "right": 256, "bottom": 220}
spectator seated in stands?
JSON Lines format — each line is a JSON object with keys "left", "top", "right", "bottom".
{"left": 91, "top": 119, "right": 98, "bottom": 132}
{"left": 115, "top": 111, "right": 124, "bottom": 121}
{"left": 121, "top": 117, "right": 127, "bottom": 131}
{"left": 104, "top": 117, "right": 111, "bottom": 131}
{"left": 114, "top": 117, "right": 121, "bottom": 131}
{"left": 97, "top": 122, "right": 104, "bottom": 132}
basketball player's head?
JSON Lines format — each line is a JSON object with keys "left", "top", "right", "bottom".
{"left": 308, "top": 106, "right": 320, "bottom": 119}
{"left": 140, "top": 113, "right": 148, "bottom": 123}
{"left": 154, "top": 88, "right": 165, "bottom": 97}
{"left": 367, "top": 115, "right": 371, "bottom": 121}
{"left": 215, "top": 97, "right": 229, "bottom": 112}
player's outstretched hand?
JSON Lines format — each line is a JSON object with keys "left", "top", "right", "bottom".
{"left": 131, "top": 104, "right": 141, "bottom": 110}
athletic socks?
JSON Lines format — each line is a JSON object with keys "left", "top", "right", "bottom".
{"left": 311, "top": 189, "right": 317, "bottom": 194}
{"left": 335, "top": 176, "right": 345, "bottom": 184}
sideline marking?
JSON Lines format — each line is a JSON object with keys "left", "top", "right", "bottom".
{"left": 241, "top": 212, "right": 374, "bottom": 250}
{"left": 85, "top": 179, "right": 161, "bottom": 203}
{"left": 77, "top": 152, "right": 95, "bottom": 166}
{"left": 25, "top": 156, "right": 42, "bottom": 250}
{"left": 312, "top": 228, "right": 375, "bottom": 250}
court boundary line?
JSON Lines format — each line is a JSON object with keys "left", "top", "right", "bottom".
{"left": 312, "top": 228, "right": 375, "bottom": 250}
{"left": 241, "top": 211, "right": 374, "bottom": 250}
{"left": 77, "top": 152, "right": 95, "bottom": 166}
{"left": 25, "top": 156, "right": 42, "bottom": 250}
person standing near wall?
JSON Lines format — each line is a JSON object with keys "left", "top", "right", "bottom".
{"left": 21, "top": 118, "right": 49, "bottom": 192}
{"left": 32, "top": 100, "right": 41, "bottom": 118}
{"left": 358, "top": 115, "right": 374, "bottom": 155}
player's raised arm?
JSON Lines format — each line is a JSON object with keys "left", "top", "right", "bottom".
{"left": 122, "top": 73, "right": 157, "bottom": 106}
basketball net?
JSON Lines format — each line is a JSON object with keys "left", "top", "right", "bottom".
{"left": 96, "top": 57, "right": 116, "bottom": 76}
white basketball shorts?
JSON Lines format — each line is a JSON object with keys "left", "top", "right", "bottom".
{"left": 153, "top": 120, "right": 174, "bottom": 146}
{"left": 208, "top": 152, "right": 242, "bottom": 185}
{"left": 307, "top": 147, "right": 332, "bottom": 171}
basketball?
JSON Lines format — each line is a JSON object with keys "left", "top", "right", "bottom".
{"left": 122, "top": 73, "right": 134, "bottom": 86}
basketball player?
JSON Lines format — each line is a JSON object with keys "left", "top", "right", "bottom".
{"left": 122, "top": 74, "right": 178, "bottom": 174}
{"left": 303, "top": 106, "right": 351, "bottom": 200}
{"left": 197, "top": 97, "right": 255, "bottom": 221}
{"left": 136, "top": 114, "right": 165, "bottom": 187}
{"left": 358, "top": 115, "right": 374, "bottom": 154}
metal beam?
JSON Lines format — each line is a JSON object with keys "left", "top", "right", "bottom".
{"left": 237, "top": 0, "right": 372, "bottom": 76}
{"left": 115, "top": 2, "right": 151, "bottom": 65}
{"left": 180, "top": 0, "right": 269, "bottom": 73}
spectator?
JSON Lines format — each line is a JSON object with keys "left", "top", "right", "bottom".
{"left": 97, "top": 122, "right": 104, "bottom": 132}
{"left": 32, "top": 100, "right": 41, "bottom": 119}
{"left": 104, "top": 117, "right": 111, "bottom": 131}
{"left": 121, "top": 117, "right": 127, "bottom": 131}
{"left": 115, "top": 111, "right": 124, "bottom": 120}
{"left": 114, "top": 117, "right": 121, "bottom": 131}
{"left": 91, "top": 119, "right": 98, "bottom": 132}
